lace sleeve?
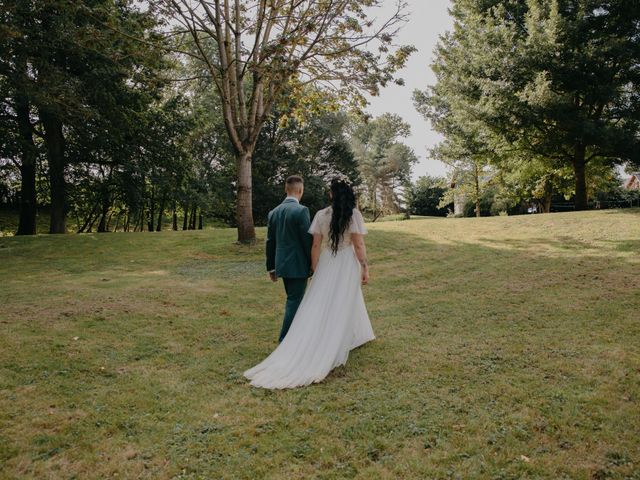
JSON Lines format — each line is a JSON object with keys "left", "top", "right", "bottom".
{"left": 349, "top": 209, "right": 367, "bottom": 235}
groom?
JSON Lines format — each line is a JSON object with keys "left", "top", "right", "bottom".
{"left": 266, "top": 175, "right": 313, "bottom": 342}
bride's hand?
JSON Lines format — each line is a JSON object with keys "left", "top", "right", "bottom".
{"left": 361, "top": 267, "right": 369, "bottom": 285}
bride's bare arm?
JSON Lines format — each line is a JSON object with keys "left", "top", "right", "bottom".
{"left": 351, "top": 233, "right": 369, "bottom": 285}
{"left": 311, "top": 233, "right": 322, "bottom": 272}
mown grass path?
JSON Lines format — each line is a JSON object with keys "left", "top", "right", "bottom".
{"left": 1, "top": 210, "right": 639, "bottom": 479}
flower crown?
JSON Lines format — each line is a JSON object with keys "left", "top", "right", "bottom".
{"left": 332, "top": 173, "right": 353, "bottom": 186}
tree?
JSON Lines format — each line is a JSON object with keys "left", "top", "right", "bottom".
{"left": 413, "top": 24, "right": 495, "bottom": 218}
{"left": 252, "top": 106, "right": 359, "bottom": 223}
{"left": 417, "top": 0, "right": 640, "bottom": 211}
{"left": 0, "top": 1, "right": 40, "bottom": 234}
{"left": 509, "top": 0, "right": 640, "bottom": 209}
{"left": 350, "top": 113, "right": 417, "bottom": 219}
{"left": 0, "top": 0, "right": 167, "bottom": 234}
{"left": 409, "top": 176, "right": 448, "bottom": 216}
{"left": 157, "top": 0, "right": 414, "bottom": 243}
{"left": 450, "top": 160, "right": 492, "bottom": 217}
{"left": 491, "top": 155, "right": 574, "bottom": 213}
{"left": 180, "top": 69, "right": 361, "bottom": 226}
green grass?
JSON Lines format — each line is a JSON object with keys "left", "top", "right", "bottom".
{"left": 1, "top": 210, "right": 639, "bottom": 479}
{"left": 372, "top": 213, "right": 429, "bottom": 222}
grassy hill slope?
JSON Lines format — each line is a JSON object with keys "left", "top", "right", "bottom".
{"left": 1, "top": 210, "right": 639, "bottom": 479}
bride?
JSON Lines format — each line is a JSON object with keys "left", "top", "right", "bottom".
{"left": 244, "top": 178, "right": 375, "bottom": 389}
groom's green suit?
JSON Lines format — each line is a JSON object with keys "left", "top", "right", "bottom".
{"left": 266, "top": 197, "right": 313, "bottom": 342}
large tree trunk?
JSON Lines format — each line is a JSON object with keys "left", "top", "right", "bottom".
{"left": 573, "top": 144, "right": 588, "bottom": 211}
{"left": 198, "top": 212, "right": 203, "bottom": 230}
{"left": 474, "top": 163, "right": 481, "bottom": 218}
{"left": 542, "top": 176, "right": 553, "bottom": 214}
{"left": 15, "top": 95, "right": 38, "bottom": 235}
{"left": 40, "top": 110, "right": 66, "bottom": 233}
{"left": 148, "top": 188, "right": 155, "bottom": 232}
{"left": 156, "top": 193, "right": 166, "bottom": 232}
{"left": 189, "top": 204, "right": 197, "bottom": 230}
{"left": 172, "top": 201, "right": 178, "bottom": 231}
{"left": 182, "top": 203, "right": 189, "bottom": 230}
{"left": 97, "top": 193, "right": 110, "bottom": 233}
{"left": 236, "top": 151, "right": 255, "bottom": 243}
{"left": 97, "top": 211, "right": 107, "bottom": 232}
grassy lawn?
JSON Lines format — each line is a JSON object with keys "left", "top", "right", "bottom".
{"left": 1, "top": 210, "right": 639, "bottom": 479}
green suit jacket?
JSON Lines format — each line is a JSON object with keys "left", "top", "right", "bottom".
{"left": 266, "top": 198, "right": 312, "bottom": 278}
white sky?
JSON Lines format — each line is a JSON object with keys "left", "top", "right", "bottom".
{"left": 365, "top": 0, "right": 454, "bottom": 179}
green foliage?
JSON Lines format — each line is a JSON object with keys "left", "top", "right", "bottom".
{"left": 0, "top": 0, "right": 177, "bottom": 232}
{"left": 350, "top": 113, "right": 417, "bottom": 219}
{"left": 408, "top": 176, "right": 449, "bottom": 217}
{"left": 172, "top": 68, "right": 363, "bottom": 227}
{"left": 415, "top": 0, "right": 640, "bottom": 211}
{"left": 1, "top": 1, "right": 416, "bottom": 236}
{"left": 159, "top": 0, "right": 416, "bottom": 242}
{"left": 253, "top": 109, "right": 359, "bottom": 224}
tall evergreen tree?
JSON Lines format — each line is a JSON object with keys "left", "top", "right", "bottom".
{"left": 1, "top": 0, "right": 167, "bottom": 233}
{"left": 416, "top": 0, "right": 640, "bottom": 210}
{"left": 350, "top": 113, "right": 417, "bottom": 219}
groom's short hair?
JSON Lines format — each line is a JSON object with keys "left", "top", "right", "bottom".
{"left": 285, "top": 175, "right": 304, "bottom": 193}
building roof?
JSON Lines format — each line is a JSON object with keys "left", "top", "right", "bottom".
{"left": 624, "top": 173, "right": 640, "bottom": 190}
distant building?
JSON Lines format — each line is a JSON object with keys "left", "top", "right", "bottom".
{"left": 449, "top": 178, "right": 466, "bottom": 216}
{"left": 624, "top": 173, "right": 640, "bottom": 190}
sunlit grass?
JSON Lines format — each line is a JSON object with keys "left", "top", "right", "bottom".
{"left": 1, "top": 209, "right": 639, "bottom": 479}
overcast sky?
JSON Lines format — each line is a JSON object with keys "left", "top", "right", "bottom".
{"left": 366, "top": 0, "right": 453, "bottom": 179}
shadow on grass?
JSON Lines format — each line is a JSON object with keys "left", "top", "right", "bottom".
{"left": 475, "top": 236, "right": 603, "bottom": 252}
{"left": 605, "top": 239, "right": 640, "bottom": 252}
{"left": 474, "top": 236, "right": 640, "bottom": 255}
{"left": 601, "top": 207, "right": 640, "bottom": 215}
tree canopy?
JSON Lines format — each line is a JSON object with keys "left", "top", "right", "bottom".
{"left": 154, "top": 0, "right": 415, "bottom": 242}
{"left": 415, "top": 0, "right": 640, "bottom": 212}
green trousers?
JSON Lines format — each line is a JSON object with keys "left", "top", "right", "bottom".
{"left": 279, "top": 277, "right": 308, "bottom": 342}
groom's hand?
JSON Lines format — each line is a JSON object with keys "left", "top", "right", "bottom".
{"left": 269, "top": 271, "right": 277, "bottom": 282}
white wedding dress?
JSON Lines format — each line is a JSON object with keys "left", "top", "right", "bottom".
{"left": 244, "top": 207, "right": 375, "bottom": 389}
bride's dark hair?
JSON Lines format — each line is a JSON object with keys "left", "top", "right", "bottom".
{"left": 329, "top": 178, "right": 356, "bottom": 255}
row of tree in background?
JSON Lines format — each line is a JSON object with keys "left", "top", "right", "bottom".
{"left": 1, "top": 0, "right": 417, "bottom": 238}
{"left": 1, "top": 0, "right": 639, "bottom": 238}
{"left": 414, "top": 0, "right": 640, "bottom": 216}
{"left": 408, "top": 171, "right": 640, "bottom": 219}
